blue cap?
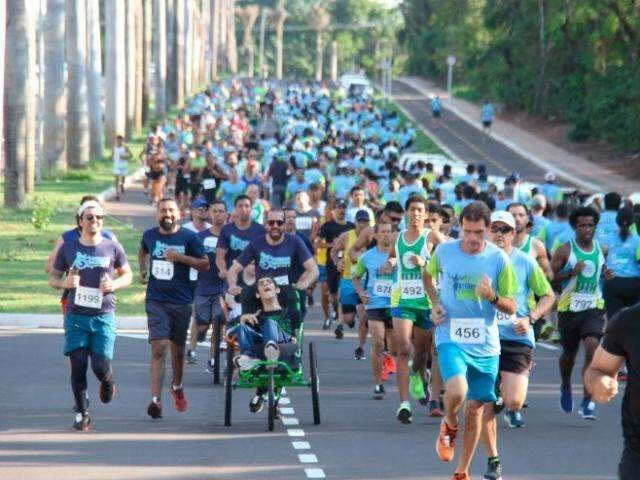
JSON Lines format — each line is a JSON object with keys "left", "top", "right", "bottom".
{"left": 191, "top": 197, "right": 208, "bottom": 209}
{"left": 355, "top": 209, "right": 371, "bottom": 222}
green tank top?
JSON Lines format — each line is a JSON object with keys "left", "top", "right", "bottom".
{"left": 519, "top": 235, "right": 536, "bottom": 258}
{"left": 558, "top": 239, "right": 605, "bottom": 312}
{"left": 391, "top": 229, "right": 431, "bottom": 309}
{"left": 251, "top": 202, "right": 265, "bottom": 224}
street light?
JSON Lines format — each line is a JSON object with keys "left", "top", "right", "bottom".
{"left": 446, "top": 55, "right": 456, "bottom": 94}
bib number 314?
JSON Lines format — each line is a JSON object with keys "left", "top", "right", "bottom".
{"left": 450, "top": 318, "right": 485, "bottom": 344}
{"left": 152, "top": 260, "right": 174, "bottom": 280}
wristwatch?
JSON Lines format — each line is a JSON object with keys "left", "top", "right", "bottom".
{"left": 490, "top": 293, "right": 499, "bottom": 305}
{"left": 528, "top": 314, "right": 536, "bottom": 325}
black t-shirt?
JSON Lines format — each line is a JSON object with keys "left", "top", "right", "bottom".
{"left": 318, "top": 220, "right": 354, "bottom": 267}
{"left": 602, "top": 304, "right": 640, "bottom": 453}
{"left": 268, "top": 159, "right": 290, "bottom": 187}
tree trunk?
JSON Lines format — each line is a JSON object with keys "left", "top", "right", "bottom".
{"left": 125, "top": 0, "right": 136, "bottom": 138}
{"left": 86, "top": 0, "right": 104, "bottom": 161}
{"left": 4, "top": 0, "right": 33, "bottom": 206}
{"left": 174, "top": 0, "right": 185, "bottom": 104}
{"left": 154, "top": 0, "right": 167, "bottom": 118}
{"left": 218, "top": 0, "right": 227, "bottom": 70}
{"left": 210, "top": 0, "right": 219, "bottom": 80}
{"left": 134, "top": 1, "right": 144, "bottom": 133}
{"left": 105, "top": 0, "right": 126, "bottom": 147}
{"left": 202, "top": 0, "right": 211, "bottom": 85}
{"left": 43, "top": 0, "right": 67, "bottom": 171}
{"left": 142, "top": 0, "right": 152, "bottom": 125}
{"left": 0, "top": 0, "right": 6, "bottom": 177}
{"left": 24, "top": 2, "right": 36, "bottom": 191}
{"left": 275, "top": 9, "right": 287, "bottom": 80}
{"left": 330, "top": 40, "right": 338, "bottom": 82}
{"left": 165, "top": 0, "right": 175, "bottom": 107}
{"left": 315, "top": 30, "right": 323, "bottom": 82}
{"left": 226, "top": 0, "right": 237, "bottom": 74}
{"left": 184, "top": 0, "right": 193, "bottom": 97}
{"left": 66, "top": 0, "right": 90, "bottom": 168}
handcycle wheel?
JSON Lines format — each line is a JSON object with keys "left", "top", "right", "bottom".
{"left": 267, "top": 367, "right": 276, "bottom": 431}
{"left": 212, "top": 314, "right": 222, "bottom": 385}
{"left": 224, "top": 346, "right": 234, "bottom": 426}
{"left": 309, "top": 342, "right": 320, "bottom": 425}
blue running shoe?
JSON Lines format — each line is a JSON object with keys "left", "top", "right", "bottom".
{"left": 503, "top": 410, "right": 525, "bottom": 428}
{"left": 560, "top": 386, "right": 573, "bottom": 413}
{"left": 579, "top": 399, "right": 596, "bottom": 420}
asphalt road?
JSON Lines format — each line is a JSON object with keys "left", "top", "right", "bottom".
{"left": 0, "top": 314, "right": 623, "bottom": 480}
{"left": 391, "top": 80, "right": 557, "bottom": 185}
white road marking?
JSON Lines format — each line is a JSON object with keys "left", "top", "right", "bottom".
{"left": 299, "top": 454, "right": 318, "bottom": 463}
{"left": 279, "top": 397, "right": 291, "bottom": 405}
{"left": 292, "top": 441, "right": 311, "bottom": 450}
{"left": 305, "top": 468, "right": 326, "bottom": 479}
{"left": 282, "top": 417, "right": 299, "bottom": 426}
{"left": 537, "top": 342, "right": 560, "bottom": 351}
{"left": 287, "top": 429, "right": 305, "bottom": 437}
{"left": 279, "top": 407, "right": 295, "bottom": 415}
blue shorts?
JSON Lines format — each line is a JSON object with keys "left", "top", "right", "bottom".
{"left": 437, "top": 343, "right": 499, "bottom": 403}
{"left": 64, "top": 312, "right": 117, "bottom": 360}
{"left": 318, "top": 265, "right": 327, "bottom": 283}
{"left": 339, "top": 278, "right": 360, "bottom": 307}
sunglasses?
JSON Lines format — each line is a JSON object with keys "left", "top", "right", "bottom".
{"left": 84, "top": 215, "right": 104, "bottom": 221}
{"left": 267, "top": 220, "right": 285, "bottom": 226}
{"left": 197, "top": 206, "right": 210, "bottom": 211}
{"left": 490, "top": 225, "right": 512, "bottom": 234}
{"left": 389, "top": 215, "right": 403, "bottom": 223}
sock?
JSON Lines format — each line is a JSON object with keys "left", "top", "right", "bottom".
{"left": 152, "top": 396, "right": 160, "bottom": 404}
{"left": 488, "top": 456, "right": 500, "bottom": 464}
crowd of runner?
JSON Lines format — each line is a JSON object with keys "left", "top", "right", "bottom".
{"left": 46, "top": 78, "right": 640, "bottom": 480}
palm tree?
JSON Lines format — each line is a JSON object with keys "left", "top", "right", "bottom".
{"left": 210, "top": 0, "right": 219, "bottom": 80}
{"left": 86, "top": 0, "right": 104, "bottom": 161}
{"left": 307, "top": 4, "right": 330, "bottom": 82}
{"left": 43, "top": 0, "right": 67, "bottom": 171}
{"left": 105, "top": 0, "right": 126, "bottom": 147}
{"left": 154, "top": 0, "right": 167, "bottom": 118}
{"left": 174, "top": 0, "right": 186, "bottom": 105}
{"left": 0, "top": 0, "right": 5, "bottom": 176}
{"left": 4, "top": 0, "right": 35, "bottom": 207}
{"left": 66, "top": 0, "right": 90, "bottom": 168}
{"left": 273, "top": 4, "right": 288, "bottom": 80}
{"left": 225, "top": 0, "right": 237, "bottom": 74}
{"left": 125, "top": 0, "right": 136, "bottom": 138}
{"left": 236, "top": 5, "right": 259, "bottom": 77}
{"left": 165, "top": 0, "right": 176, "bottom": 107}
{"left": 141, "top": 0, "right": 152, "bottom": 126}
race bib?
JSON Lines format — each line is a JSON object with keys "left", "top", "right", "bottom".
{"left": 401, "top": 278, "right": 424, "bottom": 299}
{"left": 373, "top": 279, "right": 392, "bottom": 297}
{"left": 152, "top": 260, "right": 174, "bottom": 280}
{"left": 494, "top": 310, "right": 515, "bottom": 326}
{"left": 74, "top": 286, "right": 103, "bottom": 309}
{"left": 203, "top": 178, "right": 216, "bottom": 190}
{"left": 295, "top": 217, "right": 313, "bottom": 230}
{"left": 144, "top": 165, "right": 151, "bottom": 173}
{"left": 450, "top": 318, "right": 486, "bottom": 344}
{"left": 273, "top": 275, "right": 289, "bottom": 286}
{"left": 189, "top": 268, "right": 198, "bottom": 281}
{"left": 570, "top": 292, "right": 597, "bottom": 312}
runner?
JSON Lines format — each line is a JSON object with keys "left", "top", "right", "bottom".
{"left": 317, "top": 199, "right": 355, "bottom": 330}
{"left": 585, "top": 303, "right": 640, "bottom": 480}
{"left": 481, "top": 100, "right": 494, "bottom": 136}
{"left": 188, "top": 200, "right": 228, "bottom": 371}
{"left": 284, "top": 208, "right": 316, "bottom": 320}
{"left": 139, "top": 198, "right": 209, "bottom": 419}
{"left": 480, "top": 211, "right": 554, "bottom": 479}
{"left": 425, "top": 201, "right": 518, "bottom": 480}
{"left": 111, "top": 135, "right": 133, "bottom": 201}
{"left": 48, "top": 201, "right": 133, "bottom": 431}
{"left": 384, "top": 195, "right": 442, "bottom": 423}
{"left": 550, "top": 206, "right": 608, "bottom": 420}
{"left": 331, "top": 209, "right": 371, "bottom": 358}
{"left": 352, "top": 220, "right": 395, "bottom": 399}
{"left": 431, "top": 95, "right": 442, "bottom": 119}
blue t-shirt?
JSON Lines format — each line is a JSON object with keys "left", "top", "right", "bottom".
{"left": 54, "top": 238, "right": 128, "bottom": 315}
{"left": 195, "top": 229, "right": 225, "bottom": 296}
{"left": 428, "top": 240, "right": 518, "bottom": 357}
{"left": 597, "top": 210, "right": 619, "bottom": 241}
{"left": 531, "top": 215, "right": 550, "bottom": 238}
{"left": 219, "top": 180, "right": 248, "bottom": 211}
{"left": 218, "top": 221, "right": 266, "bottom": 268}
{"left": 354, "top": 247, "right": 394, "bottom": 310}
{"left": 292, "top": 232, "right": 315, "bottom": 283}
{"left": 602, "top": 232, "right": 640, "bottom": 278}
{"left": 481, "top": 104, "right": 494, "bottom": 122}
{"left": 540, "top": 219, "right": 572, "bottom": 252}
{"left": 236, "top": 233, "right": 312, "bottom": 287}
{"left": 140, "top": 227, "right": 206, "bottom": 304}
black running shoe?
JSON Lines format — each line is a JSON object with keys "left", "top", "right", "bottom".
{"left": 249, "top": 395, "right": 264, "bottom": 413}
{"left": 354, "top": 346, "right": 366, "bottom": 360}
{"left": 347, "top": 319, "right": 356, "bottom": 329}
{"left": 100, "top": 381, "right": 116, "bottom": 404}
{"left": 373, "top": 384, "right": 385, "bottom": 400}
{"left": 72, "top": 412, "right": 91, "bottom": 432}
{"left": 147, "top": 400, "right": 163, "bottom": 419}
{"left": 483, "top": 457, "right": 503, "bottom": 480}
{"left": 334, "top": 324, "right": 344, "bottom": 339}
{"left": 322, "top": 317, "right": 332, "bottom": 330}
{"left": 186, "top": 350, "right": 197, "bottom": 364}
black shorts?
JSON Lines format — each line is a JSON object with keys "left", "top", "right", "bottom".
{"left": 146, "top": 300, "right": 192, "bottom": 345}
{"left": 367, "top": 308, "right": 393, "bottom": 329}
{"left": 483, "top": 120, "right": 492, "bottom": 128}
{"left": 149, "top": 170, "right": 165, "bottom": 181}
{"left": 620, "top": 446, "right": 640, "bottom": 480}
{"left": 499, "top": 340, "right": 533, "bottom": 375}
{"left": 558, "top": 309, "right": 605, "bottom": 352}
{"left": 327, "top": 264, "right": 340, "bottom": 295}
{"left": 194, "top": 294, "right": 225, "bottom": 326}
{"left": 433, "top": 110, "right": 441, "bottom": 118}
{"left": 175, "top": 175, "right": 190, "bottom": 195}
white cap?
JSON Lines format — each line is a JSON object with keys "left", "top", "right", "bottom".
{"left": 77, "top": 200, "right": 104, "bottom": 217}
{"left": 544, "top": 171, "right": 556, "bottom": 182}
{"left": 490, "top": 211, "right": 515, "bottom": 230}
{"left": 532, "top": 193, "right": 547, "bottom": 207}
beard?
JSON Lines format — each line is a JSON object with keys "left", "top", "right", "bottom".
{"left": 268, "top": 230, "right": 283, "bottom": 241}
{"left": 160, "top": 218, "right": 175, "bottom": 230}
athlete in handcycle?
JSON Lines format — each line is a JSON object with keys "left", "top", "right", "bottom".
{"left": 224, "top": 275, "right": 320, "bottom": 430}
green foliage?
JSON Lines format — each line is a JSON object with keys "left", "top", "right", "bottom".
{"left": 401, "top": 0, "right": 640, "bottom": 153}
{"left": 31, "top": 196, "right": 55, "bottom": 231}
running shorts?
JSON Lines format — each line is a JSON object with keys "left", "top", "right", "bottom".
{"left": 437, "top": 342, "right": 499, "bottom": 403}
{"left": 499, "top": 340, "right": 533, "bottom": 375}
{"left": 391, "top": 307, "right": 433, "bottom": 330}
{"left": 339, "top": 278, "right": 360, "bottom": 307}
{"left": 146, "top": 300, "right": 192, "bottom": 345}
{"left": 194, "top": 294, "right": 225, "bottom": 326}
{"left": 64, "top": 312, "right": 116, "bottom": 360}
{"left": 558, "top": 309, "right": 605, "bottom": 353}
{"left": 367, "top": 308, "right": 393, "bottom": 329}
{"left": 318, "top": 265, "right": 328, "bottom": 283}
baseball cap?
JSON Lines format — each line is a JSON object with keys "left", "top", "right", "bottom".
{"left": 545, "top": 171, "right": 556, "bottom": 182}
{"left": 532, "top": 193, "right": 547, "bottom": 208}
{"left": 191, "top": 198, "right": 208, "bottom": 210}
{"left": 336, "top": 198, "right": 348, "bottom": 208}
{"left": 355, "top": 209, "right": 371, "bottom": 222}
{"left": 490, "top": 211, "right": 515, "bottom": 230}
